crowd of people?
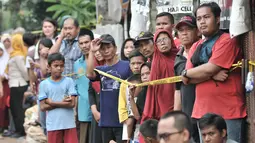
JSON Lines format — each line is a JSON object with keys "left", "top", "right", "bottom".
{"left": 0, "top": 2, "right": 247, "bottom": 143}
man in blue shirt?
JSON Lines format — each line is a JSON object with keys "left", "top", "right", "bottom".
{"left": 86, "top": 34, "right": 132, "bottom": 143}
{"left": 74, "top": 29, "right": 94, "bottom": 143}
{"left": 49, "top": 17, "right": 82, "bottom": 78}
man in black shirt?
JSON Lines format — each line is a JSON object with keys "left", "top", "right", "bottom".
{"left": 174, "top": 15, "right": 199, "bottom": 113}
{"left": 173, "top": 15, "right": 200, "bottom": 142}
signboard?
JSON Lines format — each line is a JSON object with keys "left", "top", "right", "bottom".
{"left": 156, "top": 0, "right": 193, "bottom": 14}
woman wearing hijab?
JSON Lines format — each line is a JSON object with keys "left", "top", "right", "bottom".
{"left": 1, "top": 34, "right": 16, "bottom": 137}
{"left": 1, "top": 33, "right": 12, "bottom": 54}
{"left": 0, "top": 43, "right": 10, "bottom": 133}
{"left": 7, "top": 34, "right": 28, "bottom": 138}
{"left": 141, "top": 29, "right": 178, "bottom": 122}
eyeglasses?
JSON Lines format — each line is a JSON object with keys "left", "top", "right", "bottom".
{"left": 156, "top": 37, "right": 169, "bottom": 45}
{"left": 157, "top": 130, "right": 183, "bottom": 141}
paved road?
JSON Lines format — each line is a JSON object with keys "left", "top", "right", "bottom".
{"left": 0, "top": 137, "right": 25, "bottom": 143}
{"left": 0, "top": 137, "right": 16, "bottom": 143}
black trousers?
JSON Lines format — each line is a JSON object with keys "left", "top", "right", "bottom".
{"left": 90, "top": 117, "right": 102, "bottom": 143}
{"left": 10, "top": 85, "right": 28, "bottom": 135}
{"left": 101, "top": 127, "right": 123, "bottom": 143}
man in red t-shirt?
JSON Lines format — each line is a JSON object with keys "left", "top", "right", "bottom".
{"left": 181, "top": 2, "right": 246, "bottom": 143}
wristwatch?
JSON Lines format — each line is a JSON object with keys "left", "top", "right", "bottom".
{"left": 181, "top": 69, "right": 190, "bottom": 79}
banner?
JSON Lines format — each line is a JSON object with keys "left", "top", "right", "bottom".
{"left": 156, "top": 0, "right": 193, "bottom": 14}
{"left": 131, "top": 0, "right": 150, "bottom": 17}
{"left": 129, "top": 0, "right": 149, "bottom": 38}
{"left": 229, "top": 0, "right": 251, "bottom": 38}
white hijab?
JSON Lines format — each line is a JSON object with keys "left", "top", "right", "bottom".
{"left": 0, "top": 42, "right": 9, "bottom": 76}
{"left": 1, "top": 33, "right": 11, "bottom": 44}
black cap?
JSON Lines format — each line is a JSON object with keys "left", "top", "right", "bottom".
{"left": 175, "top": 15, "right": 197, "bottom": 30}
{"left": 100, "top": 34, "right": 115, "bottom": 45}
{"left": 134, "top": 31, "right": 154, "bottom": 46}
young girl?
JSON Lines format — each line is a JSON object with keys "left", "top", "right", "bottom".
{"left": 30, "top": 38, "right": 53, "bottom": 83}
{"left": 1, "top": 33, "right": 12, "bottom": 54}
{"left": 120, "top": 38, "right": 135, "bottom": 61}
{"left": 29, "top": 38, "right": 53, "bottom": 135}
{"left": 42, "top": 18, "right": 58, "bottom": 44}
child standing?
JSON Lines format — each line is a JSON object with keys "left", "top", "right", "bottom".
{"left": 38, "top": 53, "right": 78, "bottom": 143}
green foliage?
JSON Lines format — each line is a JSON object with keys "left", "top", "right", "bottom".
{"left": 1, "top": 0, "right": 96, "bottom": 32}
{"left": 2, "top": 0, "right": 56, "bottom": 31}
{"left": 45, "top": 0, "right": 96, "bottom": 28}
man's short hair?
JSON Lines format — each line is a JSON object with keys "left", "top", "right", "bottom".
{"left": 140, "top": 119, "right": 158, "bottom": 139}
{"left": 48, "top": 53, "right": 65, "bottom": 66}
{"left": 156, "top": 12, "right": 175, "bottom": 24}
{"left": 23, "top": 32, "right": 36, "bottom": 47}
{"left": 198, "top": 113, "right": 227, "bottom": 133}
{"left": 78, "top": 28, "right": 94, "bottom": 40}
{"left": 128, "top": 49, "right": 147, "bottom": 62}
{"left": 60, "top": 15, "right": 71, "bottom": 29}
{"left": 161, "top": 111, "right": 192, "bottom": 139}
{"left": 64, "top": 17, "right": 79, "bottom": 28}
{"left": 195, "top": 2, "right": 221, "bottom": 18}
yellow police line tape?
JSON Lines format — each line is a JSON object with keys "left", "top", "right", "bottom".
{"left": 136, "top": 76, "right": 182, "bottom": 87}
{"left": 94, "top": 69, "right": 135, "bottom": 86}
{"left": 94, "top": 69, "right": 182, "bottom": 87}
{"left": 61, "top": 60, "right": 255, "bottom": 87}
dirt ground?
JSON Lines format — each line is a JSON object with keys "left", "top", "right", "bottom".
{"left": 0, "top": 136, "right": 25, "bottom": 143}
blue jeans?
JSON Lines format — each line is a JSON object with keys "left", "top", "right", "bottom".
{"left": 225, "top": 118, "right": 245, "bottom": 143}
